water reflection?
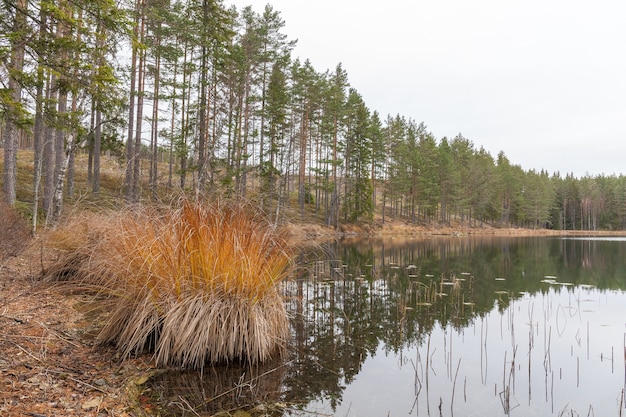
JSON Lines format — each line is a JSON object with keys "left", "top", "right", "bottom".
{"left": 147, "top": 360, "right": 286, "bottom": 415}
{"left": 147, "top": 236, "right": 626, "bottom": 416}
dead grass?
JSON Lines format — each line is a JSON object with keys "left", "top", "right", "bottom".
{"left": 46, "top": 198, "right": 293, "bottom": 368}
{"left": 0, "top": 199, "right": 31, "bottom": 260}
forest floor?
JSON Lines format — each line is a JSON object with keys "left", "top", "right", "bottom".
{"left": 3, "top": 201, "right": 626, "bottom": 417}
{"left": 0, "top": 203, "right": 160, "bottom": 417}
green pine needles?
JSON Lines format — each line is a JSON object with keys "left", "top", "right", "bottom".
{"left": 48, "top": 199, "right": 293, "bottom": 368}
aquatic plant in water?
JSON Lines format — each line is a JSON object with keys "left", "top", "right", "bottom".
{"left": 49, "top": 199, "right": 292, "bottom": 368}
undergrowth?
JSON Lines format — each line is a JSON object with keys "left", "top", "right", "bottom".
{"left": 0, "top": 199, "right": 32, "bottom": 260}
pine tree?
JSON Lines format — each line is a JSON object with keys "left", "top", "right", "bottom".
{"left": 437, "top": 137, "right": 460, "bottom": 224}
{"left": 369, "top": 111, "right": 384, "bottom": 215}
{"left": 467, "top": 146, "right": 496, "bottom": 225}
{"left": 290, "top": 59, "right": 320, "bottom": 218}
{"left": 262, "top": 59, "right": 289, "bottom": 212}
{"left": 124, "top": 0, "right": 147, "bottom": 202}
{"left": 450, "top": 133, "right": 474, "bottom": 224}
{"left": 326, "top": 64, "right": 349, "bottom": 227}
{"left": 381, "top": 115, "right": 407, "bottom": 220}
{"left": 343, "top": 88, "right": 373, "bottom": 222}
{"left": 1, "top": 0, "right": 30, "bottom": 206}
{"left": 256, "top": 4, "right": 294, "bottom": 176}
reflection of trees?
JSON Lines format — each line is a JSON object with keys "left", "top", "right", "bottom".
{"left": 555, "top": 238, "right": 626, "bottom": 288}
{"left": 283, "top": 243, "right": 385, "bottom": 409}
{"left": 283, "top": 239, "right": 493, "bottom": 409}
{"left": 283, "top": 237, "right": 626, "bottom": 411}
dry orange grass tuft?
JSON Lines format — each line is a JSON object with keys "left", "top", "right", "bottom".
{"left": 48, "top": 199, "right": 293, "bottom": 368}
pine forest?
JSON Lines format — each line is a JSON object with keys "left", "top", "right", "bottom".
{"left": 2, "top": 0, "right": 626, "bottom": 231}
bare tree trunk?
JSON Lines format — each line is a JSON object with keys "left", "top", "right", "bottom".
{"left": 179, "top": 42, "right": 190, "bottom": 189}
{"left": 46, "top": 142, "right": 73, "bottom": 228}
{"left": 50, "top": 2, "right": 70, "bottom": 211}
{"left": 66, "top": 90, "right": 79, "bottom": 197}
{"left": 54, "top": 92, "right": 67, "bottom": 192}
{"left": 93, "top": 108, "right": 101, "bottom": 193}
{"left": 196, "top": 0, "right": 209, "bottom": 193}
{"left": 43, "top": 73, "right": 56, "bottom": 214}
{"left": 150, "top": 30, "right": 161, "bottom": 199}
{"left": 167, "top": 57, "right": 177, "bottom": 189}
{"left": 298, "top": 105, "right": 308, "bottom": 219}
{"left": 32, "top": 14, "right": 47, "bottom": 231}
{"left": 2, "top": 0, "right": 28, "bottom": 206}
{"left": 2, "top": 121, "right": 18, "bottom": 206}
{"left": 67, "top": 9, "right": 82, "bottom": 199}
{"left": 209, "top": 76, "right": 219, "bottom": 187}
{"left": 125, "top": 0, "right": 142, "bottom": 201}
{"left": 131, "top": 11, "right": 146, "bottom": 202}
{"left": 32, "top": 80, "right": 45, "bottom": 231}
{"left": 92, "top": 14, "right": 106, "bottom": 195}
{"left": 329, "top": 115, "right": 339, "bottom": 228}
{"left": 239, "top": 80, "right": 251, "bottom": 197}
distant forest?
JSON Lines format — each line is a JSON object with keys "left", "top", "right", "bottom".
{"left": 2, "top": 0, "right": 625, "bottom": 230}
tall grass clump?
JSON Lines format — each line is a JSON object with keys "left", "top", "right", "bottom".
{"left": 50, "top": 199, "right": 293, "bottom": 368}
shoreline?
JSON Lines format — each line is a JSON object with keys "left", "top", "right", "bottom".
{"left": 285, "top": 220, "right": 626, "bottom": 245}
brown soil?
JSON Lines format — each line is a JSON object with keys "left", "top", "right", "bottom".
{"left": 2, "top": 206, "right": 626, "bottom": 417}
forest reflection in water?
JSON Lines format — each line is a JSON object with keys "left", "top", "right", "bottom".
{"left": 147, "top": 236, "right": 626, "bottom": 416}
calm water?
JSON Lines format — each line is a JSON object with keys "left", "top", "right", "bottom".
{"left": 148, "top": 236, "right": 626, "bottom": 416}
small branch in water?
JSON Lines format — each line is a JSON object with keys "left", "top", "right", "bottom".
{"left": 203, "top": 361, "right": 293, "bottom": 406}
{"left": 177, "top": 395, "right": 201, "bottom": 416}
{"left": 450, "top": 358, "right": 461, "bottom": 415}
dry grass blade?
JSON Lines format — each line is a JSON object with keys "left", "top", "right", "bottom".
{"left": 46, "top": 198, "right": 293, "bottom": 368}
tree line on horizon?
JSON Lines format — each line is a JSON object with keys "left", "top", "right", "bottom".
{"left": 2, "top": 0, "right": 625, "bottom": 231}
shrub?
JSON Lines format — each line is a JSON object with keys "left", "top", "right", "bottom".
{"left": 49, "top": 199, "right": 293, "bottom": 368}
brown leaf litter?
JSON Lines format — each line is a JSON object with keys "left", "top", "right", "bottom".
{"left": 0, "top": 241, "right": 155, "bottom": 417}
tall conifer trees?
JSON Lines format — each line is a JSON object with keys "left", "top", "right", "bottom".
{"left": 3, "top": 1, "right": 626, "bottom": 232}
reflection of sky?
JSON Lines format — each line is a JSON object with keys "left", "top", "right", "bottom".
{"left": 301, "top": 287, "right": 626, "bottom": 417}
{"left": 559, "top": 237, "right": 626, "bottom": 242}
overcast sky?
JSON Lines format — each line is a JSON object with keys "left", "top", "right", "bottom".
{"left": 228, "top": 0, "right": 626, "bottom": 178}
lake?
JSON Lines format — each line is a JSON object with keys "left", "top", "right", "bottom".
{"left": 147, "top": 236, "right": 626, "bottom": 416}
